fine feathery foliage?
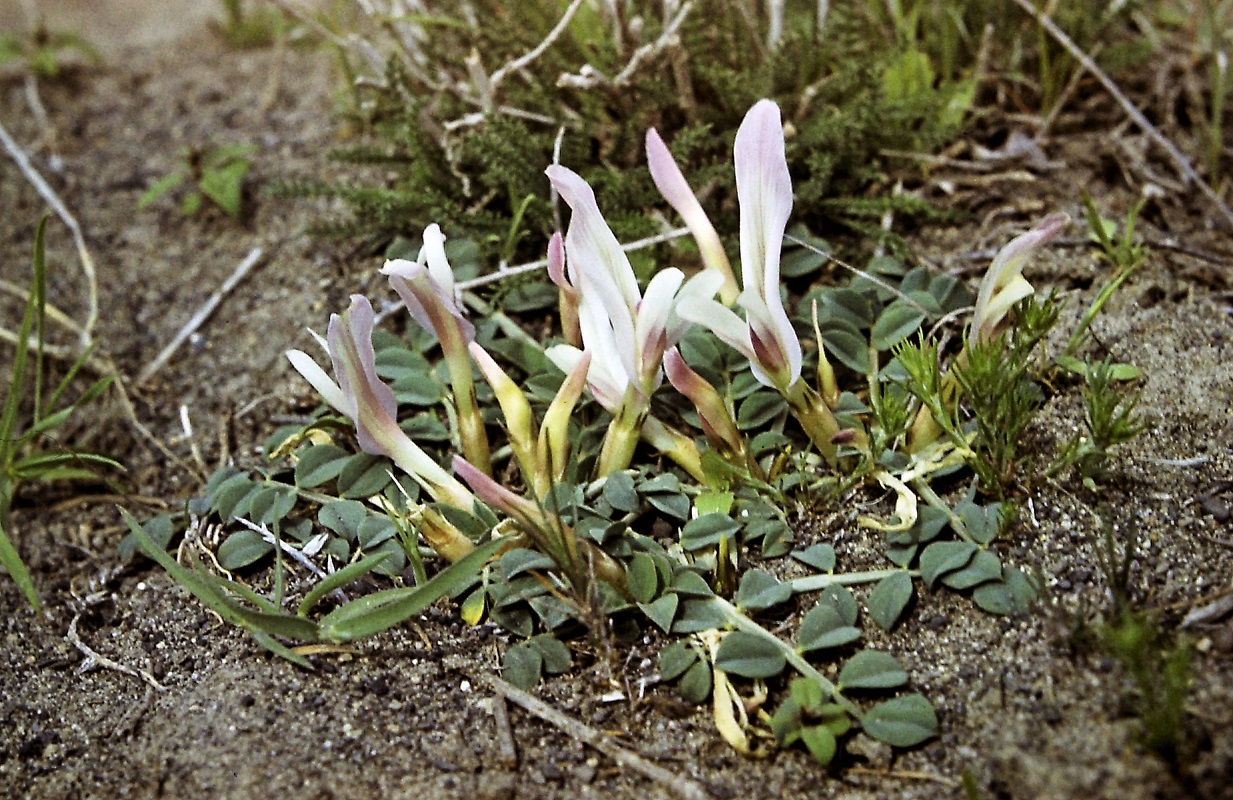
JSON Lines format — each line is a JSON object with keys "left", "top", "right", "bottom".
{"left": 273, "top": 0, "right": 975, "bottom": 262}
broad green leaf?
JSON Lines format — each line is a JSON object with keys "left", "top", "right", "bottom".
{"left": 670, "top": 569, "right": 715, "bottom": 598}
{"left": 769, "top": 697, "right": 804, "bottom": 745}
{"left": 460, "top": 587, "right": 486, "bottom": 626}
{"left": 368, "top": 539, "right": 406, "bottom": 577}
{"left": 680, "top": 513, "right": 740, "bottom": 551}
{"left": 647, "top": 492, "right": 690, "bottom": 520}
{"left": 638, "top": 594, "right": 678, "bottom": 633}
{"left": 626, "top": 552, "right": 659, "bottom": 604}
{"left": 503, "top": 642, "right": 543, "bottom": 689}
{"left": 694, "top": 490, "right": 734, "bottom": 517}
{"left": 821, "top": 327, "right": 870, "bottom": 373}
{"left": 941, "top": 549, "right": 1002, "bottom": 590}
{"left": 797, "top": 603, "right": 862, "bottom": 652}
{"left": 800, "top": 725, "right": 837, "bottom": 765}
{"left": 792, "top": 543, "right": 836, "bottom": 572}
{"left": 919, "top": 541, "right": 977, "bottom": 587}
{"left": 821, "top": 585, "right": 859, "bottom": 627}
{"left": 737, "top": 391, "right": 787, "bottom": 430}
{"left": 356, "top": 515, "right": 397, "bottom": 549}
{"left": 501, "top": 281, "right": 557, "bottom": 313}
{"left": 958, "top": 500, "right": 1002, "bottom": 545}
{"left": 714, "top": 631, "right": 787, "bottom": 678}
{"left": 294, "top": 444, "right": 350, "bottom": 487}
{"left": 528, "top": 636, "right": 572, "bottom": 675}
{"left": 499, "top": 547, "right": 557, "bottom": 580}
{"left": 199, "top": 158, "right": 249, "bottom": 218}
{"left": 973, "top": 566, "right": 1039, "bottom": 615}
{"left": 318, "top": 499, "right": 366, "bottom": 541}
{"left": 602, "top": 471, "right": 639, "bottom": 513}
{"left": 641, "top": 473, "right": 683, "bottom": 494}
{"left": 212, "top": 474, "right": 259, "bottom": 521}
{"left": 861, "top": 694, "right": 938, "bottom": 747}
{"left": 871, "top": 300, "right": 927, "bottom": 351}
{"left": 658, "top": 639, "right": 699, "bottom": 681}
{"left": 528, "top": 594, "right": 577, "bottom": 631}
{"left": 217, "top": 530, "right": 274, "bottom": 570}
{"left": 867, "top": 572, "right": 913, "bottom": 631}
{"left": 673, "top": 598, "right": 726, "bottom": 633}
{"left": 679, "top": 660, "right": 712, "bottom": 704}
{"left": 247, "top": 485, "right": 297, "bottom": 526}
{"left": 336, "top": 453, "right": 393, "bottom": 498}
{"left": 734, "top": 569, "right": 791, "bottom": 612}
{"left": 118, "top": 513, "right": 175, "bottom": 561}
{"left": 838, "top": 650, "right": 908, "bottom": 689}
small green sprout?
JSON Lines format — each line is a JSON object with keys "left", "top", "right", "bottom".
{"left": 137, "top": 143, "right": 257, "bottom": 218}
{"left": 1050, "top": 358, "right": 1145, "bottom": 487}
{"left": 0, "top": 23, "right": 99, "bottom": 79}
{"left": 213, "top": 0, "right": 293, "bottom": 49}
{"left": 1094, "top": 517, "right": 1193, "bottom": 772}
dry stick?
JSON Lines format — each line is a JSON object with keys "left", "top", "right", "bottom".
{"left": 137, "top": 247, "right": 265, "bottom": 385}
{"left": 0, "top": 119, "right": 99, "bottom": 345}
{"left": 1008, "top": 0, "right": 1233, "bottom": 230}
{"left": 483, "top": 0, "right": 587, "bottom": 108}
{"left": 487, "top": 695, "right": 519, "bottom": 769}
{"left": 557, "top": 1, "right": 695, "bottom": 89}
{"left": 478, "top": 673, "right": 714, "bottom": 800}
{"left": 67, "top": 614, "right": 167, "bottom": 692}
{"left": 846, "top": 766, "right": 959, "bottom": 787}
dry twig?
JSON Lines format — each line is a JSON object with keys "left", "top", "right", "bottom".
{"left": 1009, "top": 0, "right": 1233, "bottom": 230}
{"left": 67, "top": 614, "right": 167, "bottom": 692}
{"left": 137, "top": 247, "right": 265, "bottom": 385}
{"left": 478, "top": 673, "right": 713, "bottom": 800}
{"left": 0, "top": 119, "right": 99, "bottom": 344}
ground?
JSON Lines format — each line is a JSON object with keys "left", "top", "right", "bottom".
{"left": 1, "top": 4, "right": 1232, "bottom": 800}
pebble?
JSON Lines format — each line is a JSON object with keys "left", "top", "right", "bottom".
{"left": 1199, "top": 495, "right": 1230, "bottom": 522}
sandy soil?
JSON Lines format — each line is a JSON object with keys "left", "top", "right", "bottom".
{"left": 1, "top": 7, "right": 1232, "bottom": 800}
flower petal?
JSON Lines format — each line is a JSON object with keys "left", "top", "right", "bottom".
{"left": 667, "top": 268, "right": 725, "bottom": 345}
{"left": 973, "top": 213, "right": 1069, "bottom": 341}
{"left": 286, "top": 349, "right": 349, "bottom": 415}
{"left": 328, "top": 295, "right": 400, "bottom": 456}
{"left": 546, "top": 342, "right": 626, "bottom": 413}
{"left": 635, "top": 267, "right": 685, "bottom": 386}
{"left": 734, "top": 99, "right": 793, "bottom": 303}
{"left": 646, "top": 128, "right": 738, "bottom": 301}
{"left": 545, "top": 165, "right": 640, "bottom": 332}
{"left": 676, "top": 296, "right": 756, "bottom": 363}
{"left": 418, "top": 223, "right": 456, "bottom": 297}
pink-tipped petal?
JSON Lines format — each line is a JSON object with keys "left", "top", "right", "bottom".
{"left": 545, "top": 165, "right": 641, "bottom": 334}
{"left": 546, "top": 231, "right": 570, "bottom": 292}
{"left": 734, "top": 99, "right": 793, "bottom": 301}
{"left": 973, "top": 213, "right": 1069, "bottom": 341}
{"left": 329, "top": 296, "right": 400, "bottom": 456}
{"left": 453, "top": 455, "right": 539, "bottom": 522}
{"left": 647, "top": 129, "right": 739, "bottom": 301}
{"left": 634, "top": 268, "right": 686, "bottom": 386}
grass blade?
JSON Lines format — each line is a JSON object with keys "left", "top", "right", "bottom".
{"left": 320, "top": 537, "right": 502, "bottom": 642}
{"left": 297, "top": 550, "right": 390, "bottom": 617}
{"left": 0, "top": 520, "right": 40, "bottom": 611}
